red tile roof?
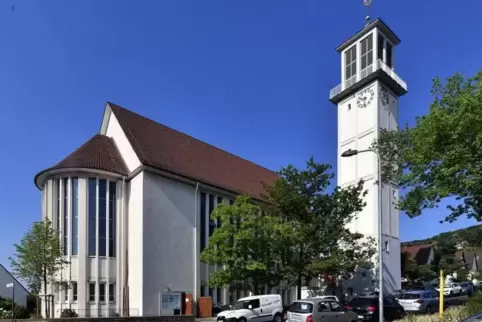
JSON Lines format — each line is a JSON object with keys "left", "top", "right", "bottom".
{"left": 108, "top": 102, "right": 279, "bottom": 199}
{"left": 35, "top": 134, "right": 129, "bottom": 187}
{"left": 402, "top": 244, "right": 433, "bottom": 265}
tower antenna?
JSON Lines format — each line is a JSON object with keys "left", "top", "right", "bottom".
{"left": 363, "top": 0, "right": 372, "bottom": 26}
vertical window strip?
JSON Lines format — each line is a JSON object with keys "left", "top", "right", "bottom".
{"left": 200, "top": 192, "right": 206, "bottom": 251}
{"left": 109, "top": 283, "right": 115, "bottom": 302}
{"left": 99, "top": 283, "right": 106, "bottom": 302}
{"left": 378, "top": 34, "right": 384, "bottom": 60}
{"left": 63, "top": 178, "right": 69, "bottom": 255}
{"left": 88, "top": 178, "right": 97, "bottom": 256}
{"left": 89, "top": 283, "right": 96, "bottom": 302}
{"left": 109, "top": 181, "right": 117, "bottom": 257}
{"left": 361, "top": 34, "right": 373, "bottom": 70}
{"left": 72, "top": 282, "right": 78, "bottom": 301}
{"left": 71, "top": 178, "right": 79, "bottom": 255}
{"left": 216, "top": 196, "right": 223, "bottom": 228}
{"left": 56, "top": 179, "right": 60, "bottom": 231}
{"left": 208, "top": 194, "right": 215, "bottom": 237}
{"left": 99, "top": 179, "right": 107, "bottom": 257}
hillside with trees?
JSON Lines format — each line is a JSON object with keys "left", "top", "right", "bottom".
{"left": 402, "top": 224, "right": 482, "bottom": 249}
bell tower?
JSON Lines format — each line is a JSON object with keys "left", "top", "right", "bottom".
{"left": 329, "top": 17, "right": 408, "bottom": 294}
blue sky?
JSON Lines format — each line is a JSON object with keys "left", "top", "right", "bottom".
{"left": 0, "top": 0, "right": 481, "bottom": 268}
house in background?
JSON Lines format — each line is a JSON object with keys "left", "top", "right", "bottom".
{"left": 402, "top": 244, "right": 435, "bottom": 265}
{"left": 0, "top": 264, "right": 30, "bottom": 308}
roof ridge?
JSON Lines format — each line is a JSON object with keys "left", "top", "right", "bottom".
{"left": 107, "top": 101, "right": 278, "bottom": 175}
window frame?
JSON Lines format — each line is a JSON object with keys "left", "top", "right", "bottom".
{"left": 360, "top": 34, "right": 373, "bottom": 71}
{"left": 344, "top": 45, "right": 357, "bottom": 81}
{"left": 89, "top": 282, "right": 96, "bottom": 302}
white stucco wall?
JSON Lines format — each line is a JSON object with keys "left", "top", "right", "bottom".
{"left": 0, "top": 266, "right": 29, "bottom": 308}
{"left": 104, "top": 107, "right": 141, "bottom": 173}
{"left": 127, "top": 173, "right": 144, "bottom": 316}
{"left": 337, "top": 65, "right": 402, "bottom": 293}
{"left": 142, "top": 173, "right": 197, "bottom": 316}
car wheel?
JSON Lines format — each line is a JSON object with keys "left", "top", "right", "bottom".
{"left": 425, "top": 306, "right": 432, "bottom": 314}
{"left": 239, "top": 318, "right": 247, "bottom": 322}
{"left": 273, "top": 313, "right": 282, "bottom": 322}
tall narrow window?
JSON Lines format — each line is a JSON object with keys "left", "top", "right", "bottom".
{"left": 344, "top": 46, "right": 357, "bottom": 80}
{"left": 109, "top": 283, "right": 115, "bottom": 302}
{"left": 72, "top": 282, "right": 78, "bottom": 301}
{"left": 99, "top": 179, "right": 107, "bottom": 257}
{"left": 63, "top": 178, "right": 69, "bottom": 255}
{"left": 208, "top": 195, "right": 216, "bottom": 237}
{"left": 99, "top": 283, "right": 106, "bottom": 302}
{"left": 109, "top": 181, "right": 117, "bottom": 257}
{"left": 71, "top": 178, "right": 79, "bottom": 255}
{"left": 360, "top": 34, "right": 373, "bottom": 70}
{"left": 216, "top": 196, "right": 223, "bottom": 228}
{"left": 89, "top": 283, "right": 96, "bottom": 302}
{"left": 88, "top": 178, "right": 97, "bottom": 256}
{"left": 56, "top": 179, "right": 60, "bottom": 231}
{"left": 386, "top": 42, "right": 393, "bottom": 68}
{"left": 200, "top": 192, "right": 206, "bottom": 251}
{"left": 378, "top": 34, "right": 384, "bottom": 60}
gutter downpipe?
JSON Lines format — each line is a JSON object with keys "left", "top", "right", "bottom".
{"left": 121, "top": 177, "right": 130, "bottom": 316}
{"left": 193, "top": 182, "right": 200, "bottom": 317}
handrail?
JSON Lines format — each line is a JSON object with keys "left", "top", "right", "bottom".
{"left": 329, "top": 59, "right": 407, "bottom": 100}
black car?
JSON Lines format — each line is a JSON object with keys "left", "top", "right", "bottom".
{"left": 345, "top": 296, "right": 405, "bottom": 322}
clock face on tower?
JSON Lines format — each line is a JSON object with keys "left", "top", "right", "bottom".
{"left": 356, "top": 87, "right": 375, "bottom": 108}
{"left": 381, "top": 88, "right": 390, "bottom": 106}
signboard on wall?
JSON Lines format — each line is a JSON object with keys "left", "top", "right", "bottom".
{"left": 161, "top": 292, "right": 182, "bottom": 315}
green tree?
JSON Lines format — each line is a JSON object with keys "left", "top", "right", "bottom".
{"left": 265, "top": 158, "right": 375, "bottom": 299}
{"left": 200, "top": 195, "right": 284, "bottom": 294}
{"left": 9, "top": 219, "right": 68, "bottom": 318}
{"left": 372, "top": 71, "right": 482, "bottom": 223}
{"left": 401, "top": 251, "right": 437, "bottom": 284}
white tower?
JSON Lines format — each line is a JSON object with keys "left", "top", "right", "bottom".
{"left": 329, "top": 18, "right": 408, "bottom": 294}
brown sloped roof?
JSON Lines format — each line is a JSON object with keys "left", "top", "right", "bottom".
{"left": 35, "top": 134, "right": 129, "bottom": 187}
{"left": 108, "top": 102, "right": 279, "bottom": 199}
{"left": 402, "top": 244, "right": 433, "bottom": 265}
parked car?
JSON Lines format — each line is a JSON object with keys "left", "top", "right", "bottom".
{"left": 345, "top": 296, "right": 405, "bottom": 321}
{"left": 396, "top": 290, "right": 439, "bottom": 314}
{"left": 406, "top": 284, "right": 436, "bottom": 291}
{"left": 216, "top": 294, "right": 283, "bottom": 322}
{"left": 287, "top": 298, "right": 357, "bottom": 322}
{"left": 459, "top": 282, "right": 474, "bottom": 296}
{"left": 435, "top": 283, "right": 462, "bottom": 296}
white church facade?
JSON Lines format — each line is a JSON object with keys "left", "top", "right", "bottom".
{"left": 330, "top": 18, "right": 407, "bottom": 294}
{"left": 34, "top": 17, "right": 407, "bottom": 319}
{"left": 35, "top": 102, "right": 297, "bottom": 317}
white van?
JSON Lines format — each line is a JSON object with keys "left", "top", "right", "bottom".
{"left": 217, "top": 294, "right": 283, "bottom": 322}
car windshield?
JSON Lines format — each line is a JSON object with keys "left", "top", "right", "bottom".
{"left": 323, "top": 296, "right": 337, "bottom": 301}
{"left": 288, "top": 302, "right": 313, "bottom": 314}
{"left": 399, "top": 293, "right": 421, "bottom": 300}
{"left": 231, "top": 300, "right": 251, "bottom": 309}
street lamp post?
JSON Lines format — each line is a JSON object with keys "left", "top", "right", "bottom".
{"left": 6, "top": 282, "right": 15, "bottom": 322}
{"left": 341, "top": 148, "right": 383, "bottom": 322}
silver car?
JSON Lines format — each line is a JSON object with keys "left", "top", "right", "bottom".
{"left": 397, "top": 290, "right": 439, "bottom": 314}
{"left": 287, "top": 299, "right": 358, "bottom": 322}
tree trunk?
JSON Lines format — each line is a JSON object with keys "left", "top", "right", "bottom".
{"left": 43, "top": 276, "right": 49, "bottom": 318}
{"left": 296, "top": 274, "right": 302, "bottom": 300}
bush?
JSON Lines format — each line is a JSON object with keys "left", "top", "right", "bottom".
{"left": 0, "top": 296, "right": 30, "bottom": 319}
{"left": 60, "top": 308, "right": 79, "bottom": 317}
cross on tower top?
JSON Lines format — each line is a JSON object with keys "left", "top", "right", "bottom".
{"left": 363, "top": 0, "right": 372, "bottom": 26}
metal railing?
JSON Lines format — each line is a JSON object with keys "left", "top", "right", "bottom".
{"left": 329, "top": 59, "right": 407, "bottom": 99}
